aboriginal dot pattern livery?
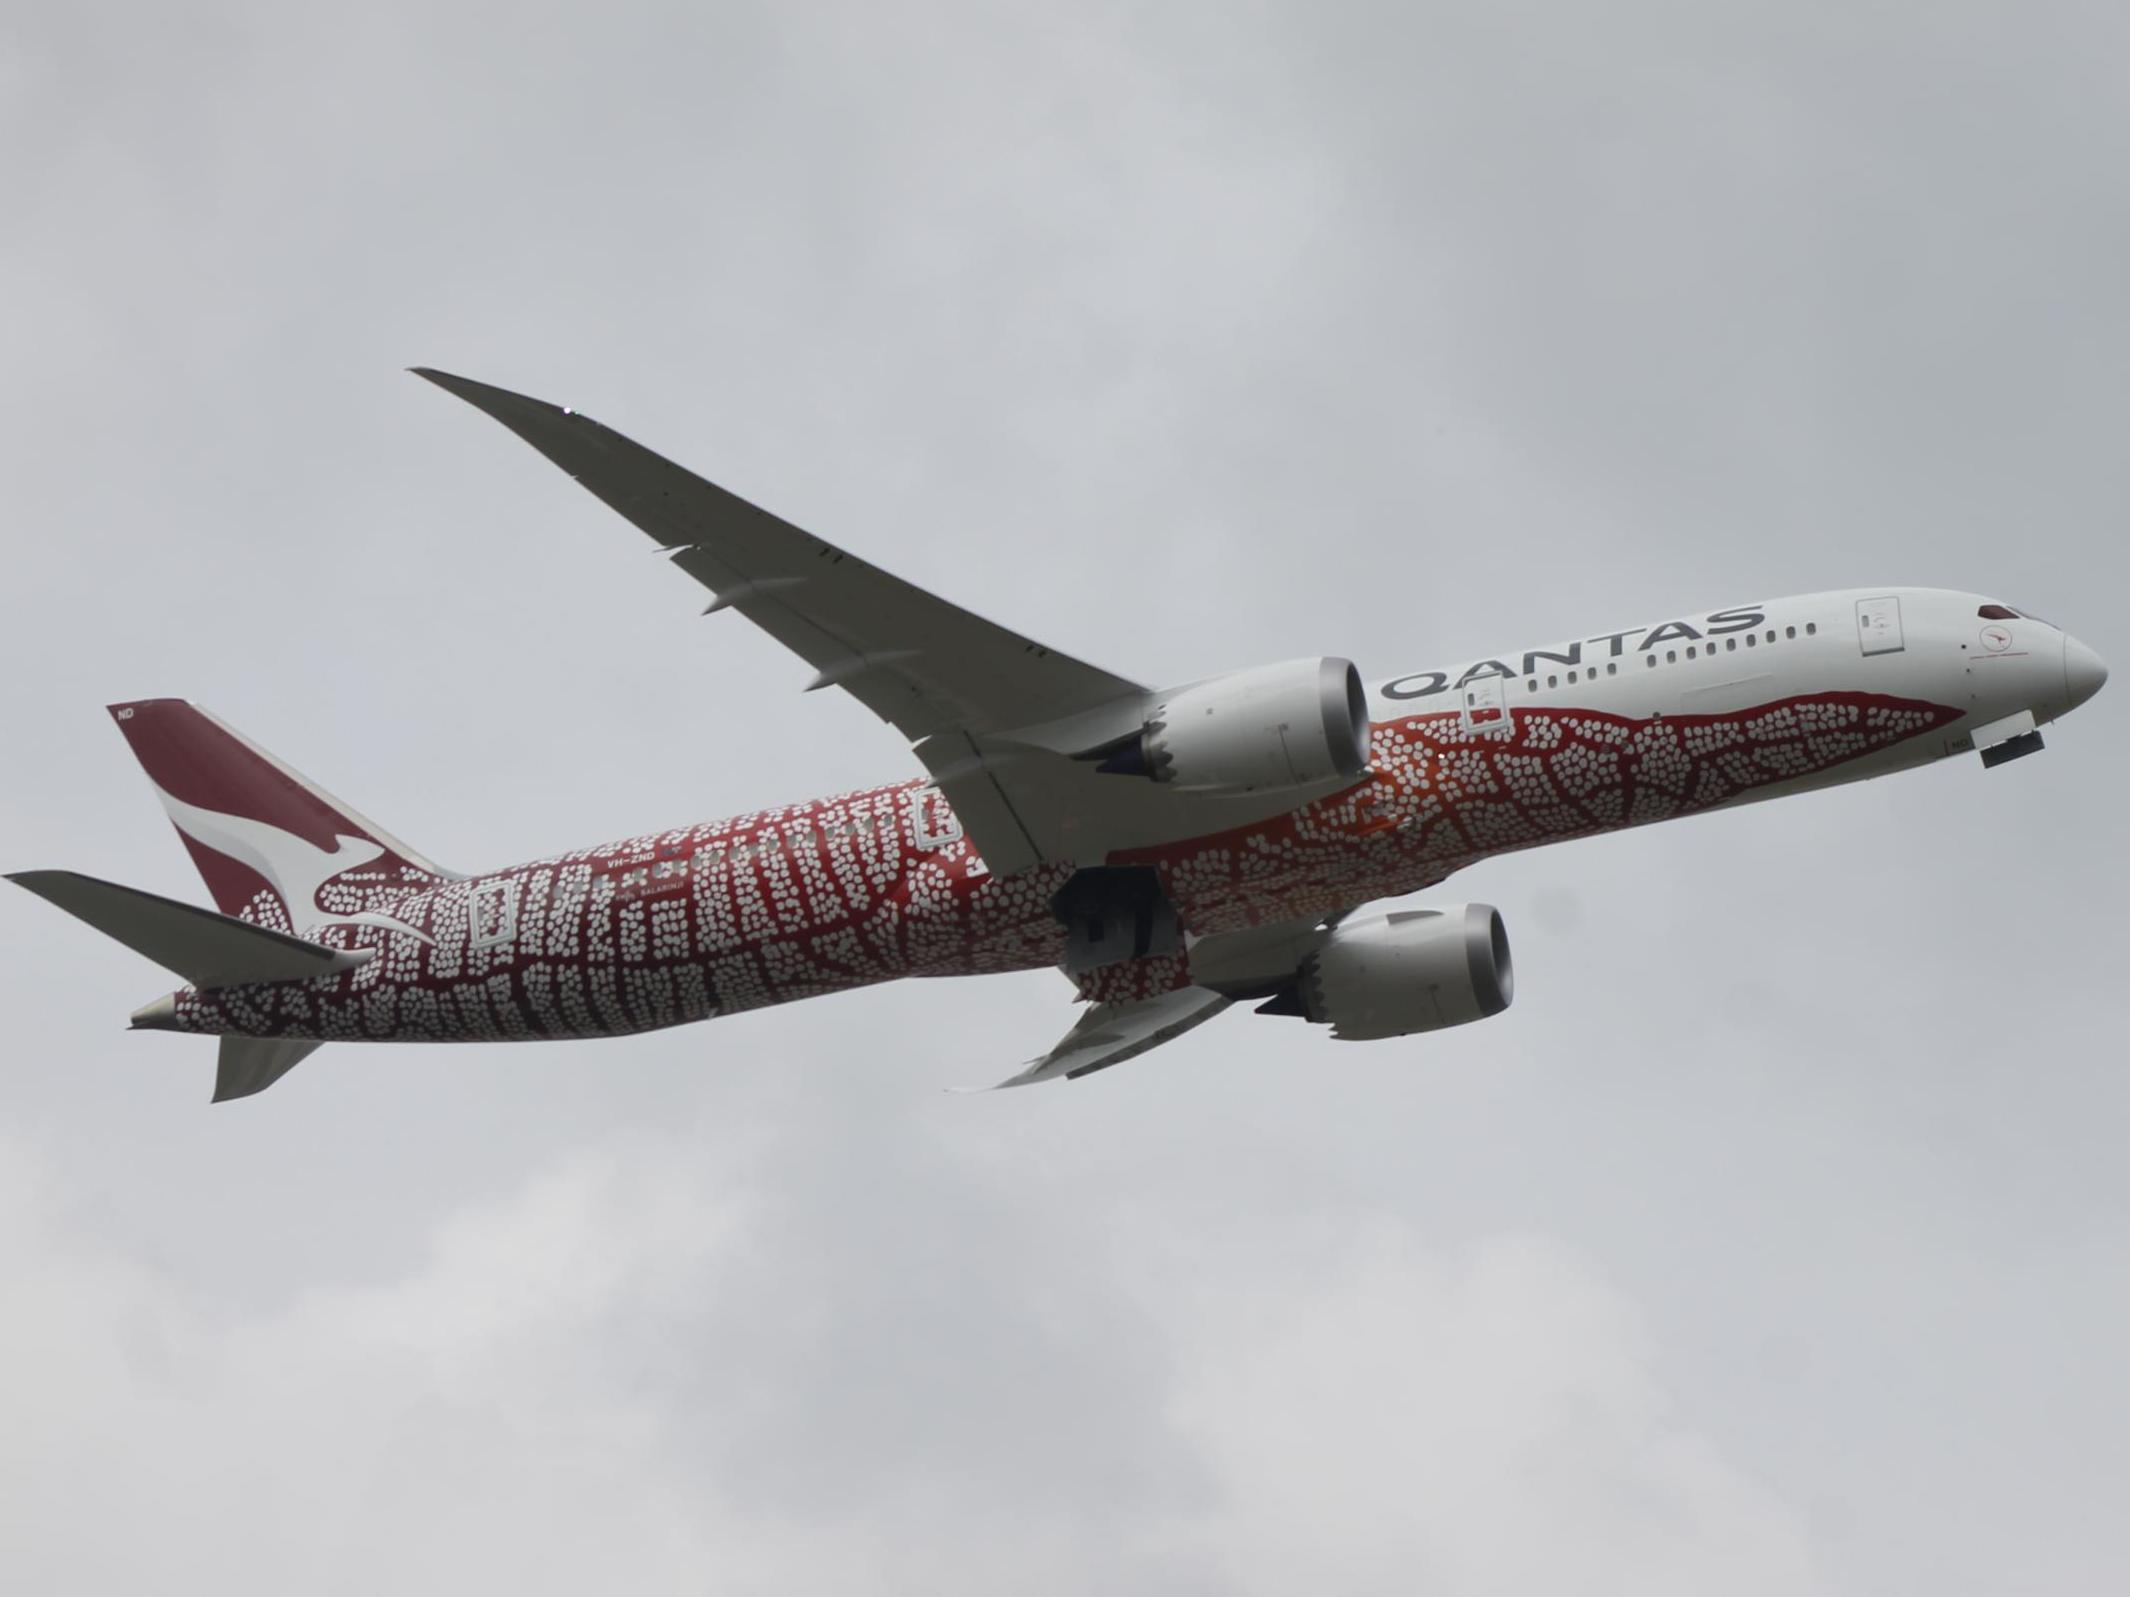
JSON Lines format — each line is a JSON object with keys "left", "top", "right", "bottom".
{"left": 166, "top": 691, "right": 1958, "bottom": 1040}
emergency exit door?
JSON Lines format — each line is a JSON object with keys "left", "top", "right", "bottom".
{"left": 1856, "top": 596, "right": 1904, "bottom": 656}
{"left": 1461, "top": 673, "right": 1510, "bottom": 738}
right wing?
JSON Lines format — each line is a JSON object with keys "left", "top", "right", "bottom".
{"left": 418, "top": 370, "right": 1358, "bottom": 878}
{"left": 414, "top": 369, "right": 1145, "bottom": 742}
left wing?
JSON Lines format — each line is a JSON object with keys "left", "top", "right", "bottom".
{"left": 973, "top": 985, "right": 1233, "bottom": 1090}
{"left": 967, "top": 916, "right": 1336, "bottom": 1089}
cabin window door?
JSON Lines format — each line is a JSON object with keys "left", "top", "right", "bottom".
{"left": 906, "top": 784, "right": 964, "bottom": 850}
{"left": 1461, "top": 673, "right": 1510, "bottom": 738}
{"left": 1856, "top": 596, "right": 1904, "bottom": 656}
{"left": 469, "top": 879, "right": 517, "bottom": 950}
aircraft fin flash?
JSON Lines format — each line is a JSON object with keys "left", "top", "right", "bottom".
{"left": 103, "top": 698, "right": 458, "bottom": 935}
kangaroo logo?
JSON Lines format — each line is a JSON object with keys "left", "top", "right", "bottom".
{"left": 153, "top": 785, "right": 433, "bottom": 942}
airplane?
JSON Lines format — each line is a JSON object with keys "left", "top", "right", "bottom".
{"left": 8, "top": 370, "right": 2109, "bottom": 1101}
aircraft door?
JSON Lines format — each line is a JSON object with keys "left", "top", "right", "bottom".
{"left": 1856, "top": 596, "right": 1904, "bottom": 656}
{"left": 1460, "top": 672, "right": 1511, "bottom": 739}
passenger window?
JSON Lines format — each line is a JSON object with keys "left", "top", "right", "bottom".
{"left": 1548, "top": 674, "right": 1558, "bottom": 688}
{"left": 1745, "top": 633, "right": 1756, "bottom": 647}
{"left": 1765, "top": 630, "right": 1776, "bottom": 644}
{"left": 1725, "top": 637, "right": 1737, "bottom": 651}
{"left": 1805, "top": 622, "right": 1817, "bottom": 636}
{"left": 1666, "top": 650, "right": 1677, "bottom": 664}
{"left": 1606, "top": 662, "right": 1617, "bottom": 676}
{"left": 1785, "top": 625, "right": 1797, "bottom": 639}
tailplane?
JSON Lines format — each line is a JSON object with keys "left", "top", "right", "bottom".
{"left": 214, "top": 1037, "right": 322, "bottom": 1102}
{"left": 7, "top": 700, "right": 439, "bottom": 1104}
{"left": 106, "top": 699, "right": 457, "bottom": 935}
{"left": 6, "top": 871, "right": 372, "bottom": 989}
{"left": 6, "top": 870, "right": 361, "bottom": 1102}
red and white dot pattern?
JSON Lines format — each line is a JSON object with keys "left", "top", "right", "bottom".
{"left": 164, "top": 691, "right": 1958, "bottom": 1042}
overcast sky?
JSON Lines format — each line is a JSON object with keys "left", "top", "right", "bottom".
{"left": 2, "top": 3, "right": 2125, "bottom": 1592}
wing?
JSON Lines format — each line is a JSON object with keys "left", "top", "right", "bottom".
{"left": 973, "top": 914, "right": 1340, "bottom": 1088}
{"left": 971, "top": 985, "right": 1232, "bottom": 1090}
{"left": 416, "top": 370, "right": 1347, "bottom": 878}
{"left": 414, "top": 369, "right": 1145, "bottom": 742}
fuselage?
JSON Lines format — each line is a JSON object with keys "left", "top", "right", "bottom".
{"left": 154, "top": 588, "right": 2105, "bottom": 1043}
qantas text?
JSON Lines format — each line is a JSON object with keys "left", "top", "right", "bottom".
{"left": 1379, "top": 607, "right": 1769, "bottom": 700}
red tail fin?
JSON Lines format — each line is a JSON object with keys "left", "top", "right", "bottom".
{"left": 107, "top": 700, "right": 457, "bottom": 933}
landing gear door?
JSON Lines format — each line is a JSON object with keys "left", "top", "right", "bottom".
{"left": 1461, "top": 672, "right": 1511, "bottom": 739}
{"left": 1856, "top": 596, "right": 1904, "bottom": 656}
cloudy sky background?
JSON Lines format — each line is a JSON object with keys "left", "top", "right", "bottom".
{"left": 2, "top": 3, "right": 2125, "bottom": 1591}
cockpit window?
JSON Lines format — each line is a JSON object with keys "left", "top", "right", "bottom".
{"left": 1979, "top": 602, "right": 2058, "bottom": 627}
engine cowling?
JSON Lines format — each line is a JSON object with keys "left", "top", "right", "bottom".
{"left": 1102, "top": 657, "right": 1370, "bottom": 794}
{"left": 1296, "top": 905, "right": 1513, "bottom": 1040}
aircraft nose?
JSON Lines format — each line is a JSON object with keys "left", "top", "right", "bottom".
{"left": 2063, "top": 634, "right": 2109, "bottom": 712}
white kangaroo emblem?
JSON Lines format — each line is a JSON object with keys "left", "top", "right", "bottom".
{"left": 154, "top": 786, "right": 433, "bottom": 942}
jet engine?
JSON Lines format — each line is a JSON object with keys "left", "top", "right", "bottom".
{"left": 1095, "top": 657, "right": 1371, "bottom": 795}
{"left": 1270, "top": 905, "right": 1514, "bottom": 1041}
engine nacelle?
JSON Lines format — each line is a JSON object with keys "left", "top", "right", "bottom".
{"left": 1296, "top": 905, "right": 1514, "bottom": 1041}
{"left": 1101, "top": 657, "right": 1370, "bottom": 794}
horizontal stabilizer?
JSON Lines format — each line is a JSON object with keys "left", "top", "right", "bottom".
{"left": 215, "top": 1036, "right": 322, "bottom": 1102}
{"left": 7, "top": 870, "right": 372, "bottom": 989}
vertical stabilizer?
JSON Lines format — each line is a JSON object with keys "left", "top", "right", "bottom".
{"left": 106, "top": 700, "right": 457, "bottom": 935}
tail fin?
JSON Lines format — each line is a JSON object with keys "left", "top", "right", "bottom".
{"left": 106, "top": 700, "right": 457, "bottom": 935}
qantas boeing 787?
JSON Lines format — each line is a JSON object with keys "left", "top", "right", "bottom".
{"left": 10, "top": 371, "right": 2109, "bottom": 1099}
